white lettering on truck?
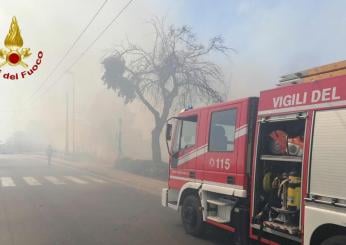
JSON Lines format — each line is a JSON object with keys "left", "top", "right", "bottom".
{"left": 273, "top": 92, "right": 307, "bottom": 108}
{"left": 273, "top": 87, "right": 340, "bottom": 108}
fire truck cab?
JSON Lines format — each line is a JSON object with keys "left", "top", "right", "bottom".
{"left": 162, "top": 61, "right": 346, "bottom": 245}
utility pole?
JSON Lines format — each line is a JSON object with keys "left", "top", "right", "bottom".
{"left": 72, "top": 76, "right": 76, "bottom": 153}
{"left": 117, "top": 118, "right": 122, "bottom": 159}
{"left": 67, "top": 71, "right": 76, "bottom": 154}
{"left": 65, "top": 93, "right": 69, "bottom": 154}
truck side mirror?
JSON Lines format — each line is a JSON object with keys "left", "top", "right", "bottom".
{"left": 171, "top": 157, "right": 178, "bottom": 168}
{"left": 166, "top": 124, "right": 173, "bottom": 141}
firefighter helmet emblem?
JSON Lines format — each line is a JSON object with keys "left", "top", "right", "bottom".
{"left": 0, "top": 17, "right": 31, "bottom": 68}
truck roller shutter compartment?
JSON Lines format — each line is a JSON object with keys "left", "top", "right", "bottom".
{"left": 310, "top": 108, "right": 346, "bottom": 200}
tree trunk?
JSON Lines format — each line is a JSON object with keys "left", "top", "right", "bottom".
{"left": 144, "top": 92, "right": 174, "bottom": 163}
{"left": 151, "top": 124, "right": 163, "bottom": 162}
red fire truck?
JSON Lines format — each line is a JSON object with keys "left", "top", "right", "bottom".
{"left": 162, "top": 61, "right": 346, "bottom": 245}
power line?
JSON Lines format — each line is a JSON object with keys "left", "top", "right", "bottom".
{"left": 24, "top": 0, "right": 108, "bottom": 103}
{"left": 25, "top": 0, "right": 135, "bottom": 107}
{"left": 67, "top": 0, "right": 135, "bottom": 71}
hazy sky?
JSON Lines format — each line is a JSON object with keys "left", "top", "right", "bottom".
{"left": 0, "top": 0, "right": 345, "bottom": 150}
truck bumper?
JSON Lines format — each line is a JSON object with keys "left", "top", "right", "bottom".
{"left": 161, "top": 188, "right": 168, "bottom": 207}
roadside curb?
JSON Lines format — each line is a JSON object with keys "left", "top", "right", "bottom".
{"left": 31, "top": 155, "right": 165, "bottom": 197}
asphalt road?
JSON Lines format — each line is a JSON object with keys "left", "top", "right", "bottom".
{"left": 0, "top": 154, "right": 232, "bottom": 245}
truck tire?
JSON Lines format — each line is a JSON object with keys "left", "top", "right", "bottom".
{"left": 321, "top": 235, "right": 346, "bottom": 245}
{"left": 181, "top": 195, "right": 205, "bottom": 236}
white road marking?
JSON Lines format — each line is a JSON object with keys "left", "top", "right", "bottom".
{"left": 23, "top": 177, "right": 41, "bottom": 186}
{"left": 1, "top": 177, "right": 15, "bottom": 187}
{"left": 64, "top": 176, "right": 88, "bottom": 184}
{"left": 44, "top": 176, "right": 65, "bottom": 185}
{"left": 83, "top": 176, "right": 106, "bottom": 183}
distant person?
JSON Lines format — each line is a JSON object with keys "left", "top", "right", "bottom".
{"left": 46, "top": 145, "right": 53, "bottom": 166}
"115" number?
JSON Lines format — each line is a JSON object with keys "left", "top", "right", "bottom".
{"left": 209, "top": 158, "right": 231, "bottom": 170}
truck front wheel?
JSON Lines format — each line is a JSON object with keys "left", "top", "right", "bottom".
{"left": 321, "top": 235, "right": 346, "bottom": 245}
{"left": 181, "top": 195, "right": 205, "bottom": 236}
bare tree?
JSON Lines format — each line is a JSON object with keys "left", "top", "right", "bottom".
{"left": 102, "top": 18, "right": 230, "bottom": 162}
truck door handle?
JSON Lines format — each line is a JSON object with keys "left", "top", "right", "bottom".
{"left": 189, "top": 171, "right": 196, "bottom": 178}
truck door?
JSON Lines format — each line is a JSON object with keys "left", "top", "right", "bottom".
{"left": 203, "top": 103, "right": 242, "bottom": 186}
{"left": 169, "top": 114, "right": 199, "bottom": 188}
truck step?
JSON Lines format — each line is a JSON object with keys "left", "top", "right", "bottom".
{"left": 206, "top": 198, "right": 237, "bottom": 223}
{"left": 168, "top": 201, "right": 177, "bottom": 205}
{"left": 207, "top": 199, "right": 230, "bottom": 206}
{"left": 207, "top": 215, "right": 228, "bottom": 223}
{"left": 207, "top": 198, "right": 236, "bottom": 206}
{"left": 167, "top": 201, "right": 178, "bottom": 210}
